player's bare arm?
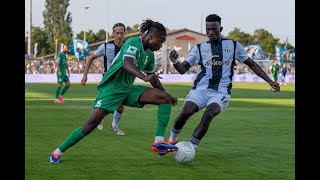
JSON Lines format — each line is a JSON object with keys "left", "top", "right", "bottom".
{"left": 147, "top": 72, "right": 165, "bottom": 91}
{"left": 81, "top": 54, "right": 98, "bottom": 85}
{"left": 67, "top": 65, "right": 70, "bottom": 77}
{"left": 146, "top": 73, "right": 177, "bottom": 106}
{"left": 123, "top": 56, "right": 159, "bottom": 82}
{"left": 244, "top": 58, "right": 280, "bottom": 92}
{"left": 56, "top": 63, "right": 61, "bottom": 76}
{"left": 169, "top": 50, "right": 191, "bottom": 74}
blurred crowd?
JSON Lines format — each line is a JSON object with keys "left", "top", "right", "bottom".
{"left": 25, "top": 57, "right": 295, "bottom": 75}
{"left": 234, "top": 60, "right": 295, "bottom": 75}
{"left": 25, "top": 57, "right": 104, "bottom": 74}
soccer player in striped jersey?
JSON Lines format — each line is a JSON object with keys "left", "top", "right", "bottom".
{"left": 50, "top": 19, "right": 178, "bottom": 163}
{"left": 81, "top": 23, "right": 126, "bottom": 135}
{"left": 167, "top": 14, "right": 280, "bottom": 150}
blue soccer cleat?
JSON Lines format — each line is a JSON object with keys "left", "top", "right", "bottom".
{"left": 50, "top": 152, "right": 61, "bottom": 164}
{"left": 152, "top": 140, "right": 178, "bottom": 156}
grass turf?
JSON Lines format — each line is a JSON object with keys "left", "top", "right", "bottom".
{"left": 25, "top": 82, "right": 294, "bottom": 180}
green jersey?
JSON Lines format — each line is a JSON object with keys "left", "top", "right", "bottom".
{"left": 271, "top": 64, "right": 280, "bottom": 75}
{"left": 56, "top": 52, "right": 68, "bottom": 74}
{"left": 97, "top": 37, "right": 155, "bottom": 91}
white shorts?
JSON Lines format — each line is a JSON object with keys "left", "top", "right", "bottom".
{"left": 184, "top": 89, "right": 231, "bottom": 111}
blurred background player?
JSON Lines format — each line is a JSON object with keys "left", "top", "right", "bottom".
{"left": 81, "top": 23, "right": 126, "bottom": 135}
{"left": 50, "top": 19, "right": 178, "bottom": 164}
{"left": 269, "top": 59, "right": 280, "bottom": 82}
{"left": 55, "top": 44, "right": 71, "bottom": 103}
{"left": 167, "top": 14, "right": 280, "bottom": 150}
{"left": 280, "top": 62, "right": 288, "bottom": 85}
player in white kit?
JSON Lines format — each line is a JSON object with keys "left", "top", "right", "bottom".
{"left": 166, "top": 14, "right": 280, "bottom": 149}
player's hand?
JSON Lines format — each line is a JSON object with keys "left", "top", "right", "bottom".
{"left": 171, "top": 97, "right": 178, "bottom": 106}
{"left": 143, "top": 72, "right": 162, "bottom": 83}
{"left": 81, "top": 76, "right": 87, "bottom": 86}
{"left": 169, "top": 50, "right": 179, "bottom": 64}
{"left": 57, "top": 71, "right": 62, "bottom": 76}
{"left": 269, "top": 81, "right": 280, "bottom": 92}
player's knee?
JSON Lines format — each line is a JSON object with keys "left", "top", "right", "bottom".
{"left": 180, "top": 108, "right": 195, "bottom": 118}
{"left": 203, "top": 112, "right": 215, "bottom": 121}
{"left": 200, "top": 114, "right": 215, "bottom": 127}
{"left": 117, "top": 105, "right": 124, "bottom": 112}
{"left": 205, "top": 108, "right": 220, "bottom": 119}
{"left": 180, "top": 111, "right": 190, "bottom": 118}
{"left": 159, "top": 93, "right": 173, "bottom": 104}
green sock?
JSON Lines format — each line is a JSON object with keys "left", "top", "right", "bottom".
{"left": 55, "top": 87, "right": 62, "bottom": 98}
{"left": 58, "top": 127, "right": 85, "bottom": 152}
{"left": 60, "top": 86, "right": 70, "bottom": 96}
{"left": 156, "top": 104, "right": 172, "bottom": 137}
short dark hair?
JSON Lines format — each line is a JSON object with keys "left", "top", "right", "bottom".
{"left": 139, "top": 19, "right": 166, "bottom": 36}
{"left": 206, "top": 14, "right": 221, "bottom": 23}
{"left": 112, "top": 23, "right": 126, "bottom": 32}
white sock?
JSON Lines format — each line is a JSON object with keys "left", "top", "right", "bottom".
{"left": 155, "top": 136, "right": 164, "bottom": 142}
{"left": 169, "top": 128, "right": 181, "bottom": 142}
{"left": 189, "top": 135, "right": 200, "bottom": 149}
{"left": 188, "top": 141, "right": 198, "bottom": 149}
{"left": 54, "top": 148, "right": 62, "bottom": 155}
{"left": 99, "top": 119, "right": 104, "bottom": 125}
{"left": 112, "top": 110, "right": 122, "bottom": 128}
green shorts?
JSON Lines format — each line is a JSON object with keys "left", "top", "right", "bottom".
{"left": 272, "top": 75, "right": 278, "bottom": 81}
{"left": 92, "top": 85, "right": 148, "bottom": 113}
{"left": 57, "top": 73, "right": 70, "bottom": 83}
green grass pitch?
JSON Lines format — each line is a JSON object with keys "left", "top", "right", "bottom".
{"left": 25, "top": 82, "right": 294, "bottom": 180}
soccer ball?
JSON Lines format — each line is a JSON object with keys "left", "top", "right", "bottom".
{"left": 173, "top": 141, "right": 195, "bottom": 163}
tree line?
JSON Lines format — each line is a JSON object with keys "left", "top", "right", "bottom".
{"left": 25, "top": 0, "right": 294, "bottom": 58}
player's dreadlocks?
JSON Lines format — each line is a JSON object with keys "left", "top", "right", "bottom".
{"left": 140, "top": 19, "right": 167, "bottom": 36}
{"left": 206, "top": 14, "right": 221, "bottom": 23}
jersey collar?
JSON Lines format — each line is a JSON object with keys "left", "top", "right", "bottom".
{"left": 139, "top": 36, "right": 147, "bottom": 54}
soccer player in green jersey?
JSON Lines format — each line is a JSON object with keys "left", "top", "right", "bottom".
{"left": 269, "top": 59, "right": 280, "bottom": 82}
{"left": 55, "top": 44, "right": 71, "bottom": 103}
{"left": 50, "top": 19, "right": 178, "bottom": 163}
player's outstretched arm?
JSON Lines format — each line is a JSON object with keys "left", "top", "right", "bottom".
{"left": 67, "top": 65, "right": 70, "bottom": 77}
{"left": 169, "top": 50, "right": 191, "bottom": 74}
{"left": 244, "top": 58, "right": 280, "bottom": 92}
{"left": 81, "top": 54, "right": 98, "bottom": 85}
{"left": 56, "top": 62, "right": 62, "bottom": 76}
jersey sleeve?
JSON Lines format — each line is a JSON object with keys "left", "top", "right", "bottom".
{"left": 235, "top": 41, "right": 249, "bottom": 63}
{"left": 94, "top": 43, "right": 106, "bottom": 57}
{"left": 143, "top": 51, "right": 155, "bottom": 73}
{"left": 122, "top": 38, "right": 140, "bottom": 60}
{"left": 185, "top": 45, "right": 200, "bottom": 66}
